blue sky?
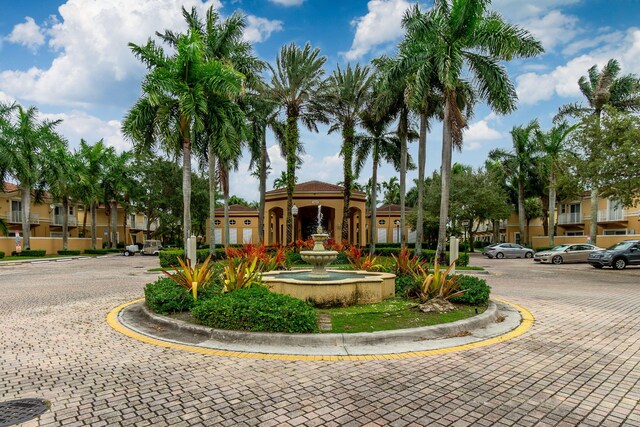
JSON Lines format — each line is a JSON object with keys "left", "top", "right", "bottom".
{"left": 1, "top": 0, "right": 639, "bottom": 202}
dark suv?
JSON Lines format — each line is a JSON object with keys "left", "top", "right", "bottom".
{"left": 588, "top": 240, "right": 640, "bottom": 270}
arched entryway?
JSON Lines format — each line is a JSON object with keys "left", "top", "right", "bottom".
{"left": 267, "top": 207, "right": 284, "bottom": 246}
{"left": 347, "top": 206, "right": 364, "bottom": 246}
{"left": 295, "top": 205, "right": 336, "bottom": 242}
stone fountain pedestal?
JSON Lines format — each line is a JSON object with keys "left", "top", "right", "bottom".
{"left": 300, "top": 233, "right": 338, "bottom": 277}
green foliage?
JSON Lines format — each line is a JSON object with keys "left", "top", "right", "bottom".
{"left": 84, "top": 249, "right": 109, "bottom": 255}
{"left": 11, "top": 250, "right": 46, "bottom": 257}
{"left": 221, "top": 257, "right": 262, "bottom": 293}
{"left": 57, "top": 250, "right": 81, "bottom": 256}
{"left": 145, "top": 277, "right": 195, "bottom": 314}
{"left": 159, "top": 249, "right": 226, "bottom": 268}
{"left": 395, "top": 274, "right": 420, "bottom": 298}
{"left": 192, "top": 286, "right": 318, "bottom": 333}
{"left": 286, "top": 250, "right": 306, "bottom": 265}
{"left": 534, "top": 246, "right": 554, "bottom": 252}
{"left": 0, "top": 251, "right": 4, "bottom": 259}
{"left": 450, "top": 276, "right": 491, "bottom": 306}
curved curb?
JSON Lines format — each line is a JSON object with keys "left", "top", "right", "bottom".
{"left": 107, "top": 297, "right": 534, "bottom": 361}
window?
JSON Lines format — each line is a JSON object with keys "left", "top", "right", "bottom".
{"left": 603, "top": 229, "right": 627, "bottom": 236}
{"left": 229, "top": 219, "right": 236, "bottom": 225}
{"left": 393, "top": 220, "right": 400, "bottom": 225}
{"left": 378, "top": 220, "right": 386, "bottom": 225}
{"left": 244, "top": 219, "right": 251, "bottom": 225}
{"left": 214, "top": 220, "right": 221, "bottom": 226}
{"left": 565, "top": 231, "right": 584, "bottom": 236}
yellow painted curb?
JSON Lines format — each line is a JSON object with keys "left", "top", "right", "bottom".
{"left": 106, "top": 297, "right": 534, "bottom": 361}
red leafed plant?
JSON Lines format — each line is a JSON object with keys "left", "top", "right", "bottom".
{"left": 391, "top": 247, "right": 427, "bottom": 276}
{"left": 346, "top": 246, "right": 382, "bottom": 271}
{"left": 225, "top": 244, "right": 286, "bottom": 272}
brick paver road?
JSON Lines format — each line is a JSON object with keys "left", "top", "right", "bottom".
{"left": 1, "top": 255, "right": 640, "bottom": 426}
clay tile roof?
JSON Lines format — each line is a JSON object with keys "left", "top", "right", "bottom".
{"left": 214, "top": 204, "right": 258, "bottom": 214}
{"left": 377, "top": 204, "right": 402, "bottom": 212}
{"left": 266, "top": 180, "right": 366, "bottom": 195}
{"left": 2, "top": 182, "right": 19, "bottom": 193}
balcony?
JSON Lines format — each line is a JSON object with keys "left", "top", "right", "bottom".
{"left": 558, "top": 213, "right": 583, "bottom": 225}
{"left": 598, "top": 210, "right": 625, "bottom": 222}
{"left": 9, "top": 211, "right": 40, "bottom": 224}
{"left": 52, "top": 214, "right": 78, "bottom": 227}
{"left": 143, "top": 220, "right": 158, "bottom": 232}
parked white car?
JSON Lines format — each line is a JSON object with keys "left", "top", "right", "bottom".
{"left": 534, "top": 244, "right": 602, "bottom": 264}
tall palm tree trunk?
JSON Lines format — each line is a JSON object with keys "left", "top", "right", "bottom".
{"left": 590, "top": 188, "right": 598, "bottom": 245}
{"left": 82, "top": 208, "right": 88, "bottom": 238}
{"left": 415, "top": 111, "right": 427, "bottom": 253}
{"left": 517, "top": 181, "right": 526, "bottom": 245}
{"left": 223, "top": 177, "right": 230, "bottom": 249}
{"left": 182, "top": 136, "right": 192, "bottom": 254}
{"left": 62, "top": 197, "right": 69, "bottom": 251}
{"left": 208, "top": 143, "right": 216, "bottom": 255}
{"left": 285, "top": 116, "right": 298, "bottom": 244}
{"left": 399, "top": 109, "right": 408, "bottom": 248}
{"left": 91, "top": 202, "right": 98, "bottom": 249}
{"left": 123, "top": 207, "right": 128, "bottom": 246}
{"left": 258, "top": 131, "right": 267, "bottom": 245}
{"left": 437, "top": 104, "right": 453, "bottom": 262}
{"left": 110, "top": 200, "right": 118, "bottom": 249}
{"left": 341, "top": 126, "right": 354, "bottom": 242}
{"left": 548, "top": 171, "right": 556, "bottom": 246}
{"left": 492, "top": 219, "right": 499, "bottom": 243}
{"left": 369, "top": 156, "right": 378, "bottom": 255}
{"left": 20, "top": 185, "right": 31, "bottom": 249}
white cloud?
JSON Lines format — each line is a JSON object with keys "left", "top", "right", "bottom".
{"left": 244, "top": 16, "right": 283, "bottom": 43}
{"left": 0, "top": 0, "right": 281, "bottom": 109}
{"left": 268, "top": 0, "right": 304, "bottom": 5}
{"left": 523, "top": 11, "right": 579, "bottom": 52}
{"left": 344, "top": 0, "right": 411, "bottom": 60}
{"left": 562, "top": 31, "right": 625, "bottom": 56}
{"left": 6, "top": 17, "right": 45, "bottom": 51}
{"left": 516, "top": 27, "right": 640, "bottom": 105}
{"left": 491, "top": 0, "right": 581, "bottom": 21}
{"left": 40, "top": 110, "right": 129, "bottom": 152}
{"left": 463, "top": 119, "right": 503, "bottom": 151}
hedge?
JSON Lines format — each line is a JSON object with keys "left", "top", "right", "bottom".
{"left": 57, "top": 250, "right": 81, "bottom": 256}
{"left": 450, "top": 275, "right": 491, "bottom": 306}
{"left": 372, "top": 248, "right": 469, "bottom": 267}
{"left": 534, "top": 246, "right": 553, "bottom": 252}
{"left": 191, "top": 286, "right": 318, "bottom": 333}
{"left": 0, "top": 251, "right": 4, "bottom": 259}
{"left": 11, "top": 250, "right": 46, "bottom": 257}
{"left": 84, "top": 249, "right": 109, "bottom": 255}
{"left": 145, "top": 277, "right": 222, "bottom": 315}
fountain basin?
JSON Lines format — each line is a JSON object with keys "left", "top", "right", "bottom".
{"left": 262, "top": 269, "right": 396, "bottom": 307}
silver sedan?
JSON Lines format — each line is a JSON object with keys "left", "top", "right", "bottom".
{"left": 483, "top": 243, "right": 535, "bottom": 259}
{"left": 534, "top": 244, "right": 602, "bottom": 264}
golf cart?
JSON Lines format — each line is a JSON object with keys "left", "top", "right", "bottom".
{"left": 123, "top": 240, "right": 162, "bottom": 256}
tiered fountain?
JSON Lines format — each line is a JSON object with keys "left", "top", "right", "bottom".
{"left": 262, "top": 205, "right": 396, "bottom": 307}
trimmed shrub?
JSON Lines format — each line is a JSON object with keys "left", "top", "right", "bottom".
{"left": 450, "top": 275, "right": 491, "bottom": 306}
{"left": 57, "top": 250, "right": 81, "bottom": 256}
{"left": 11, "top": 249, "right": 46, "bottom": 257}
{"left": 395, "top": 274, "right": 420, "bottom": 298}
{"left": 145, "top": 277, "right": 194, "bottom": 314}
{"left": 457, "top": 253, "right": 469, "bottom": 267}
{"left": 285, "top": 250, "right": 307, "bottom": 265}
{"left": 331, "top": 252, "right": 349, "bottom": 265}
{"left": 0, "top": 251, "right": 4, "bottom": 259}
{"left": 84, "top": 249, "right": 109, "bottom": 255}
{"left": 192, "top": 286, "right": 318, "bottom": 333}
{"left": 534, "top": 246, "right": 553, "bottom": 252}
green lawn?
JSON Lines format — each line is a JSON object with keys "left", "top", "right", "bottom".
{"left": 320, "top": 298, "right": 485, "bottom": 333}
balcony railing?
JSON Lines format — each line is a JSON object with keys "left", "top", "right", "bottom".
{"left": 598, "top": 210, "right": 624, "bottom": 222}
{"left": 558, "top": 212, "right": 583, "bottom": 225}
{"left": 52, "top": 214, "right": 78, "bottom": 227}
{"left": 9, "top": 211, "right": 40, "bottom": 224}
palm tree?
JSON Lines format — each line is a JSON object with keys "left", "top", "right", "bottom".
{"left": 76, "top": 139, "right": 109, "bottom": 249}
{"left": 556, "top": 58, "right": 640, "bottom": 245}
{"left": 490, "top": 120, "right": 541, "bottom": 246}
{"left": 382, "top": 177, "right": 401, "bottom": 205}
{"left": 273, "top": 170, "right": 294, "bottom": 189}
{"left": 354, "top": 107, "right": 402, "bottom": 254}
{"left": 318, "top": 63, "right": 372, "bottom": 241}
{"left": 373, "top": 56, "right": 413, "bottom": 248}
{"left": 159, "top": 7, "right": 264, "bottom": 254}
{"left": 537, "top": 121, "right": 576, "bottom": 246}
{"left": 246, "top": 93, "right": 283, "bottom": 244}
{"left": 102, "top": 150, "right": 133, "bottom": 248}
{"left": 46, "top": 140, "right": 79, "bottom": 251}
{"left": 403, "top": 0, "right": 543, "bottom": 259}
{"left": 122, "top": 29, "right": 244, "bottom": 253}
{"left": 0, "top": 102, "right": 64, "bottom": 249}
{"left": 267, "top": 42, "right": 326, "bottom": 243}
